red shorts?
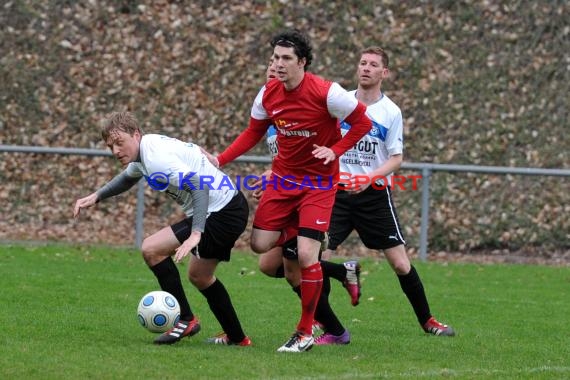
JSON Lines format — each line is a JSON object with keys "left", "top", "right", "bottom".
{"left": 253, "top": 176, "right": 337, "bottom": 233}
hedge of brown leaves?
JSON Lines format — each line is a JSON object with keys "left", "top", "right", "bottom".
{"left": 1, "top": 1, "right": 568, "bottom": 260}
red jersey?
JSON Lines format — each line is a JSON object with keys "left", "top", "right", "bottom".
{"left": 218, "top": 72, "right": 371, "bottom": 182}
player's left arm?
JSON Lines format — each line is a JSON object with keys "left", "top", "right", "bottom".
{"left": 150, "top": 149, "right": 209, "bottom": 263}
{"left": 173, "top": 172, "right": 209, "bottom": 263}
{"left": 372, "top": 154, "right": 403, "bottom": 176}
{"left": 349, "top": 154, "right": 402, "bottom": 194}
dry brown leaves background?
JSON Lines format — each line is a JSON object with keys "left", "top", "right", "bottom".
{"left": 0, "top": 1, "right": 568, "bottom": 263}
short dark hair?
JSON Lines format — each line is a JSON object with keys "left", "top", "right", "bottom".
{"left": 270, "top": 29, "right": 313, "bottom": 70}
{"left": 361, "top": 46, "right": 389, "bottom": 68}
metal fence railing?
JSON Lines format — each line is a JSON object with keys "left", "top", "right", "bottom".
{"left": 2, "top": 144, "right": 569, "bottom": 261}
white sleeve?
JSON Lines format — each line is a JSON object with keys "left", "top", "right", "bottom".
{"left": 250, "top": 86, "right": 269, "bottom": 120}
{"left": 326, "top": 82, "right": 359, "bottom": 121}
{"left": 385, "top": 110, "right": 404, "bottom": 156}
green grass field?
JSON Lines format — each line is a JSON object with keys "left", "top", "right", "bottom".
{"left": 0, "top": 244, "right": 568, "bottom": 379}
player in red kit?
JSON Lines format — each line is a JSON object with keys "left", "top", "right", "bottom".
{"left": 212, "top": 29, "right": 372, "bottom": 352}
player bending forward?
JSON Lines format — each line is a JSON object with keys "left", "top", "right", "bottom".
{"left": 74, "top": 112, "right": 251, "bottom": 346}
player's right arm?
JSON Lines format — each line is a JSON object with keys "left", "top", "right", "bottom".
{"left": 73, "top": 170, "right": 140, "bottom": 218}
{"left": 216, "top": 87, "right": 272, "bottom": 167}
{"left": 217, "top": 117, "right": 270, "bottom": 167}
{"left": 251, "top": 168, "right": 273, "bottom": 200}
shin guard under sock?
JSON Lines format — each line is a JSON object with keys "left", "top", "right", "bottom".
{"left": 398, "top": 265, "right": 431, "bottom": 325}
{"left": 297, "top": 262, "right": 323, "bottom": 335}
{"left": 200, "top": 279, "right": 245, "bottom": 342}
{"left": 150, "top": 257, "right": 193, "bottom": 321}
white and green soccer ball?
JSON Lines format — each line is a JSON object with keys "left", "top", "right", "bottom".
{"left": 137, "top": 291, "right": 180, "bottom": 333}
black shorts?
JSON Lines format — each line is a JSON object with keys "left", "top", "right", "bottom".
{"left": 170, "top": 191, "right": 249, "bottom": 262}
{"left": 328, "top": 185, "right": 406, "bottom": 251}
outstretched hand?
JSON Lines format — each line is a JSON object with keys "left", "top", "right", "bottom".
{"left": 73, "top": 193, "right": 98, "bottom": 218}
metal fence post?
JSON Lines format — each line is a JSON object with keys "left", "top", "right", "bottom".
{"left": 419, "top": 167, "right": 431, "bottom": 262}
{"left": 135, "top": 179, "right": 145, "bottom": 249}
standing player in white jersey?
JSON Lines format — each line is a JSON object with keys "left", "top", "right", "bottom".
{"left": 73, "top": 112, "right": 251, "bottom": 346}
{"left": 323, "top": 47, "right": 455, "bottom": 337}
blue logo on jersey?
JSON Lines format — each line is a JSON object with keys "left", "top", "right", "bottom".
{"left": 145, "top": 172, "right": 169, "bottom": 191}
{"left": 340, "top": 120, "right": 388, "bottom": 141}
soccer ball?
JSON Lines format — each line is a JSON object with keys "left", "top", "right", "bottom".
{"left": 137, "top": 291, "right": 180, "bottom": 333}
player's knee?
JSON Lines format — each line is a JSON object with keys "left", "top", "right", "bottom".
{"left": 188, "top": 271, "right": 210, "bottom": 289}
{"left": 250, "top": 240, "right": 273, "bottom": 254}
{"left": 391, "top": 259, "right": 411, "bottom": 275}
{"left": 259, "top": 262, "right": 277, "bottom": 277}
{"left": 141, "top": 240, "right": 160, "bottom": 265}
{"left": 296, "top": 247, "right": 320, "bottom": 268}
{"left": 385, "top": 245, "right": 410, "bottom": 274}
{"left": 187, "top": 272, "right": 200, "bottom": 286}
